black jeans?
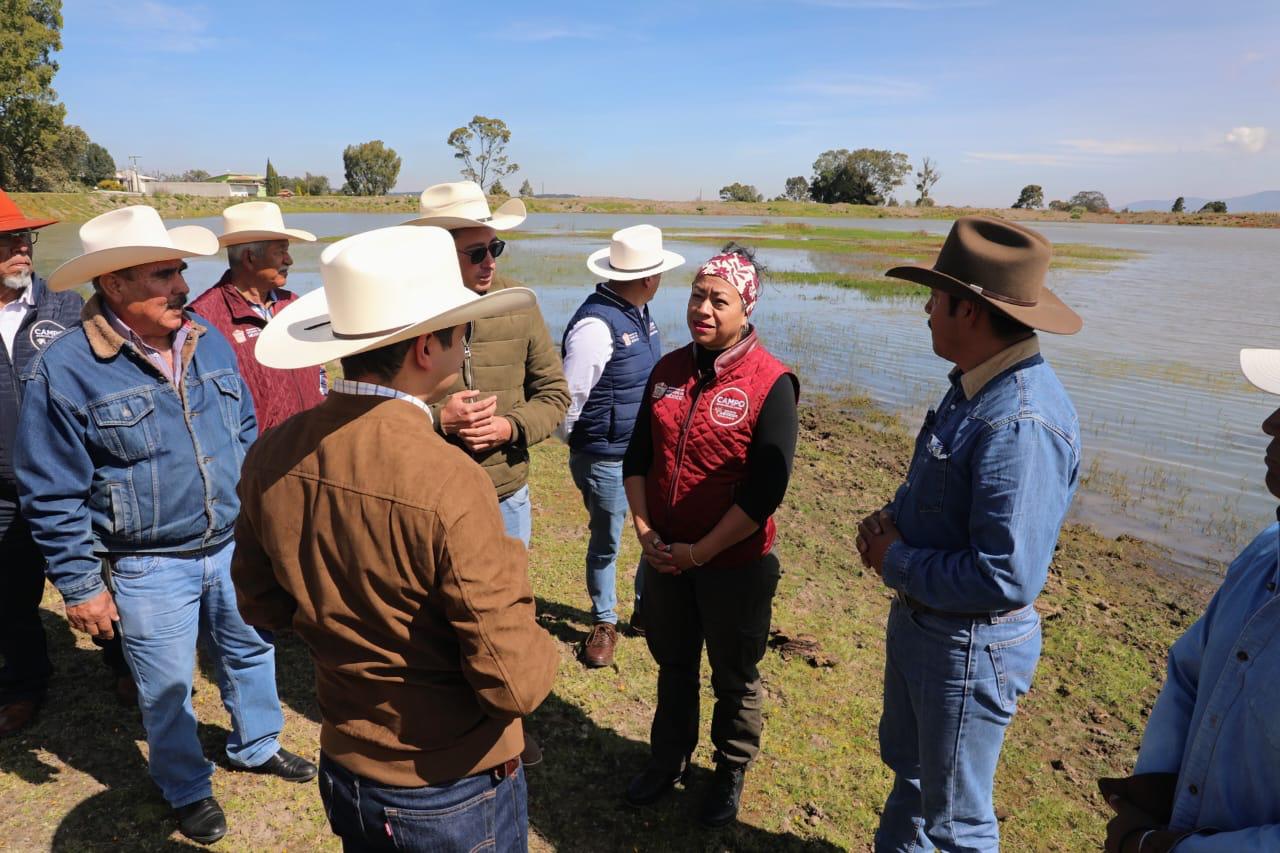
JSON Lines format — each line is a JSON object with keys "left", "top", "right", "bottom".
{"left": 642, "top": 551, "right": 781, "bottom": 771}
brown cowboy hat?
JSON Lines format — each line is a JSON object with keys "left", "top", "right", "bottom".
{"left": 0, "top": 188, "right": 57, "bottom": 234}
{"left": 885, "top": 216, "right": 1082, "bottom": 335}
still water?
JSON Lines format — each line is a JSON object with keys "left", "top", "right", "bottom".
{"left": 31, "top": 212, "right": 1278, "bottom": 574}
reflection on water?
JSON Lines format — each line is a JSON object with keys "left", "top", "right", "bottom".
{"left": 32, "top": 213, "right": 1278, "bottom": 575}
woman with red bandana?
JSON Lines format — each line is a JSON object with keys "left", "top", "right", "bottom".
{"left": 621, "top": 243, "right": 799, "bottom": 827}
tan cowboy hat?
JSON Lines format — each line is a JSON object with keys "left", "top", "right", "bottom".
{"left": 403, "top": 181, "right": 527, "bottom": 230}
{"left": 885, "top": 216, "right": 1083, "bottom": 335}
{"left": 255, "top": 225, "right": 535, "bottom": 370}
{"left": 586, "top": 225, "right": 685, "bottom": 281}
{"left": 47, "top": 205, "right": 218, "bottom": 292}
{"left": 218, "top": 201, "right": 316, "bottom": 246}
{"left": 1241, "top": 349, "right": 1280, "bottom": 394}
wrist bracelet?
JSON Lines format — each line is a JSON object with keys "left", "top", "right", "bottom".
{"left": 1117, "top": 826, "right": 1149, "bottom": 853}
{"left": 688, "top": 542, "right": 706, "bottom": 567}
{"left": 1136, "top": 829, "right": 1157, "bottom": 852}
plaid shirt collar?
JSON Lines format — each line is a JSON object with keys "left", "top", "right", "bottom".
{"left": 331, "top": 378, "right": 434, "bottom": 423}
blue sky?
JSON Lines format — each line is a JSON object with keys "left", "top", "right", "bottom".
{"left": 55, "top": 0, "right": 1280, "bottom": 206}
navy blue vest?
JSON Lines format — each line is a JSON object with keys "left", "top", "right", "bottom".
{"left": 562, "top": 285, "right": 661, "bottom": 457}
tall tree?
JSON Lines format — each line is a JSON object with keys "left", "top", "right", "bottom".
{"left": 447, "top": 116, "right": 519, "bottom": 192}
{"left": 0, "top": 1, "right": 67, "bottom": 190}
{"left": 31, "top": 121, "right": 85, "bottom": 190}
{"left": 265, "top": 159, "right": 281, "bottom": 196}
{"left": 1171, "top": 196, "right": 1185, "bottom": 213}
{"left": 519, "top": 179, "right": 534, "bottom": 198}
{"left": 719, "top": 182, "right": 762, "bottom": 203}
{"left": 1012, "top": 184, "right": 1044, "bottom": 209}
{"left": 914, "top": 156, "right": 940, "bottom": 206}
{"left": 342, "top": 140, "right": 401, "bottom": 196}
{"left": 783, "top": 176, "right": 809, "bottom": 202}
{"left": 82, "top": 141, "right": 115, "bottom": 184}
{"left": 1068, "top": 190, "right": 1110, "bottom": 213}
{"left": 809, "top": 148, "right": 909, "bottom": 205}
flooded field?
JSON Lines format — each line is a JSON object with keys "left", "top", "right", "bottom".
{"left": 32, "top": 212, "right": 1277, "bottom": 574}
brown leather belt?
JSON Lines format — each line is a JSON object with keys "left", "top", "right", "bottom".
{"left": 896, "top": 590, "right": 1028, "bottom": 623}
{"left": 488, "top": 756, "right": 520, "bottom": 781}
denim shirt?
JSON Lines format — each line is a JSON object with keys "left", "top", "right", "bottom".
{"left": 15, "top": 298, "right": 257, "bottom": 606}
{"left": 1134, "top": 523, "right": 1280, "bottom": 850}
{"left": 882, "top": 347, "right": 1080, "bottom": 612}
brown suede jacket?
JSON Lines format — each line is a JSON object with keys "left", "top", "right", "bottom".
{"left": 232, "top": 391, "right": 558, "bottom": 786}
{"left": 429, "top": 274, "right": 570, "bottom": 499}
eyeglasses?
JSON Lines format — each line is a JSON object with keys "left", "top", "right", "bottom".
{"left": 0, "top": 231, "right": 37, "bottom": 250}
{"left": 456, "top": 239, "right": 505, "bottom": 266}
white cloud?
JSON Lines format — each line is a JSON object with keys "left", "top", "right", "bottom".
{"left": 1225, "top": 126, "right": 1269, "bottom": 153}
{"left": 92, "top": 1, "right": 221, "bottom": 52}
{"left": 1057, "top": 138, "right": 1179, "bottom": 156}
{"left": 963, "top": 151, "right": 1079, "bottom": 167}
{"left": 784, "top": 74, "right": 926, "bottom": 99}
{"left": 496, "top": 22, "right": 610, "bottom": 42}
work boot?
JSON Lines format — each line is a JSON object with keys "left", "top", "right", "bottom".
{"left": 625, "top": 758, "right": 691, "bottom": 807}
{"left": 175, "top": 796, "right": 227, "bottom": 845}
{"left": 581, "top": 622, "right": 618, "bottom": 667}
{"left": 698, "top": 762, "right": 746, "bottom": 828}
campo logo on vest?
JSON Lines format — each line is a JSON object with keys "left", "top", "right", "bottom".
{"left": 28, "top": 320, "right": 65, "bottom": 350}
{"left": 708, "top": 387, "right": 749, "bottom": 427}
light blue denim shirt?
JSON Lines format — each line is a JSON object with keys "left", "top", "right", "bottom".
{"left": 883, "top": 339, "right": 1080, "bottom": 612}
{"left": 1134, "top": 522, "right": 1280, "bottom": 850}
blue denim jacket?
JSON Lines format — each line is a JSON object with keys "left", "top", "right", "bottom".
{"left": 15, "top": 296, "right": 256, "bottom": 606}
{"left": 1134, "top": 523, "right": 1280, "bottom": 850}
{"left": 883, "top": 345, "right": 1080, "bottom": 612}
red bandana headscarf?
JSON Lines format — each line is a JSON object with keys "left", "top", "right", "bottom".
{"left": 695, "top": 252, "right": 760, "bottom": 316}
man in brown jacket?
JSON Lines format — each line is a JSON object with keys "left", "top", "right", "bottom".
{"left": 231, "top": 225, "right": 558, "bottom": 851}
{"left": 407, "top": 182, "right": 570, "bottom": 547}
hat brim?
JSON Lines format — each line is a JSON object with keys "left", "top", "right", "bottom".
{"left": 1241, "top": 349, "right": 1280, "bottom": 395}
{"left": 884, "top": 264, "right": 1083, "bottom": 335}
{"left": 218, "top": 227, "right": 316, "bottom": 247}
{"left": 585, "top": 248, "right": 686, "bottom": 282}
{"left": 47, "top": 226, "right": 220, "bottom": 292}
{"left": 402, "top": 197, "right": 527, "bottom": 230}
{"left": 255, "top": 285, "right": 537, "bottom": 370}
{"left": 0, "top": 215, "right": 58, "bottom": 233}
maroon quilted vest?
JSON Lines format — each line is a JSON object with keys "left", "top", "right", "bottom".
{"left": 189, "top": 274, "right": 325, "bottom": 433}
{"left": 644, "top": 331, "right": 794, "bottom": 569}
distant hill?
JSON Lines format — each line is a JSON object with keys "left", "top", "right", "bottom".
{"left": 1124, "top": 190, "right": 1280, "bottom": 212}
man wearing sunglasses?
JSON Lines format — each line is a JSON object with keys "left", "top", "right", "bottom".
{"left": 0, "top": 190, "right": 132, "bottom": 736}
{"left": 407, "top": 182, "right": 569, "bottom": 548}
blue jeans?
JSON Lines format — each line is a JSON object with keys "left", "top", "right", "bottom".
{"left": 875, "top": 598, "right": 1041, "bottom": 853}
{"left": 319, "top": 753, "right": 528, "bottom": 852}
{"left": 110, "top": 539, "right": 284, "bottom": 808}
{"left": 568, "top": 451, "right": 643, "bottom": 624}
{"left": 498, "top": 485, "right": 532, "bottom": 549}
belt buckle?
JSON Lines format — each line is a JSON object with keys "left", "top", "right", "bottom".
{"left": 490, "top": 757, "right": 520, "bottom": 781}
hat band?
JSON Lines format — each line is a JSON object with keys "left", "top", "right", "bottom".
{"left": 961, "top": 282, "right": 1038, "bottom": 308}
{"left": 305, "top": 319, "right": 414, "bottom": 340}
{"left": 608, "top": 258, "right": 664, "bottom": 273}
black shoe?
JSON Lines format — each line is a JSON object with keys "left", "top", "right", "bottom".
{"left": 699, "top": 762, "right": 746, "bottom": 828}
{"left": 175, "top": 797, "right": 226, "bottom": 845}
{"left": 248, "top": 748, "right": 317, "bottom": 782}
{"left": 625, "top": 760, "right": 691, "bottom": 807}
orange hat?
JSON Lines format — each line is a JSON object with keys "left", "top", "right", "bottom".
{"left": 0, "top": 188, "right": 57, "bottom": 234}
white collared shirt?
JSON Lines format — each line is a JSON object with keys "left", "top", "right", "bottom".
{"left": 331, "top": 378, "right": 434, "bottom": 423}
{"left": 0, "top": 286, "right": 36, "bottom": 358}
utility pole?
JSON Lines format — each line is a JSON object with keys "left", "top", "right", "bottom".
{"left": 128, "top": 155, "right": 141, "bottom": 193}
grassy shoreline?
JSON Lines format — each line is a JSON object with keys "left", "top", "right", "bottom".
{"left": 11, "top": 191, "right": 1277, "bottom": 228}
{"left": 0, "top": 395, "right": 1218, "bottom": 850}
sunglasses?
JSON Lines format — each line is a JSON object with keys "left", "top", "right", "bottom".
{"left": 456, "top": 239, "right": 505, "bottom": 266}
{"left": 0, "top": 231, "right": 38, "bottom": 250}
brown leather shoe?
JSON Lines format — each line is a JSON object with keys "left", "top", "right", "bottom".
{"left": 581, "top": 622, "right": 618, "bottom": 668}
{"left": 0, "top": 700, "right": 38, "bottom": 736}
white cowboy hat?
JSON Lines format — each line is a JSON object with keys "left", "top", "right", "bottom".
{"left": 586, "top": 224, "right": 686, "bottom": 282}
{"left": 218, "top": 201, "right": 316, "bottom": 246}
{"left": 403, "top": 181, "right": 526, "bottom": 230}
{"left": 255, "top": 225, "right": 535, "bottom": 370}
{"left": 47, "top": 205, "right": 218, "bottom": 292}
{"left": 1241, "top": 349, "right": 1280, "bottom": 395}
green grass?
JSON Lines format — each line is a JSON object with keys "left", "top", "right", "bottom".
{"left": 0, "top": 395, "right": 1210, "bottom": 850}
{"left": 768, "top": 270, "right": 927, "bottom": 299}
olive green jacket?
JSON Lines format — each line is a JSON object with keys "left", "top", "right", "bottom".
{"left": 430, "top": 275, "right": 570, "bottom": 499}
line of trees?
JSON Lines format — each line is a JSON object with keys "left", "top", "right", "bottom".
{"left": 726, "top": 150, "right": 942, "bottom": 207}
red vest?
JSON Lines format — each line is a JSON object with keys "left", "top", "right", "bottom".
{"left": 644, "top": 331, "right": 794, "bottom": 569}
{"left": 189, "top": 274, "right": 325, "bottom": 433}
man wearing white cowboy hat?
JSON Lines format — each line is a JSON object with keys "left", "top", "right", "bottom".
{"left": 1097, "top": 351, "right": 1280, "bottom": 853}
{"left": 230, "top": 225, "right": 558, "bottom": 851}
{"left": 189, "top": 200, "right": 326, "bottom": 433}
{"left": 13, "top": 205, "right": 314, "bottom": 845}
{"left": 406, "top": 181, "right": 569, "bottom": 547}
{"left": 856, "top": 216, "right": 1082, "bottom": 851}
{"left": 559, "top": 225, "right": 684, "bottom": 667}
